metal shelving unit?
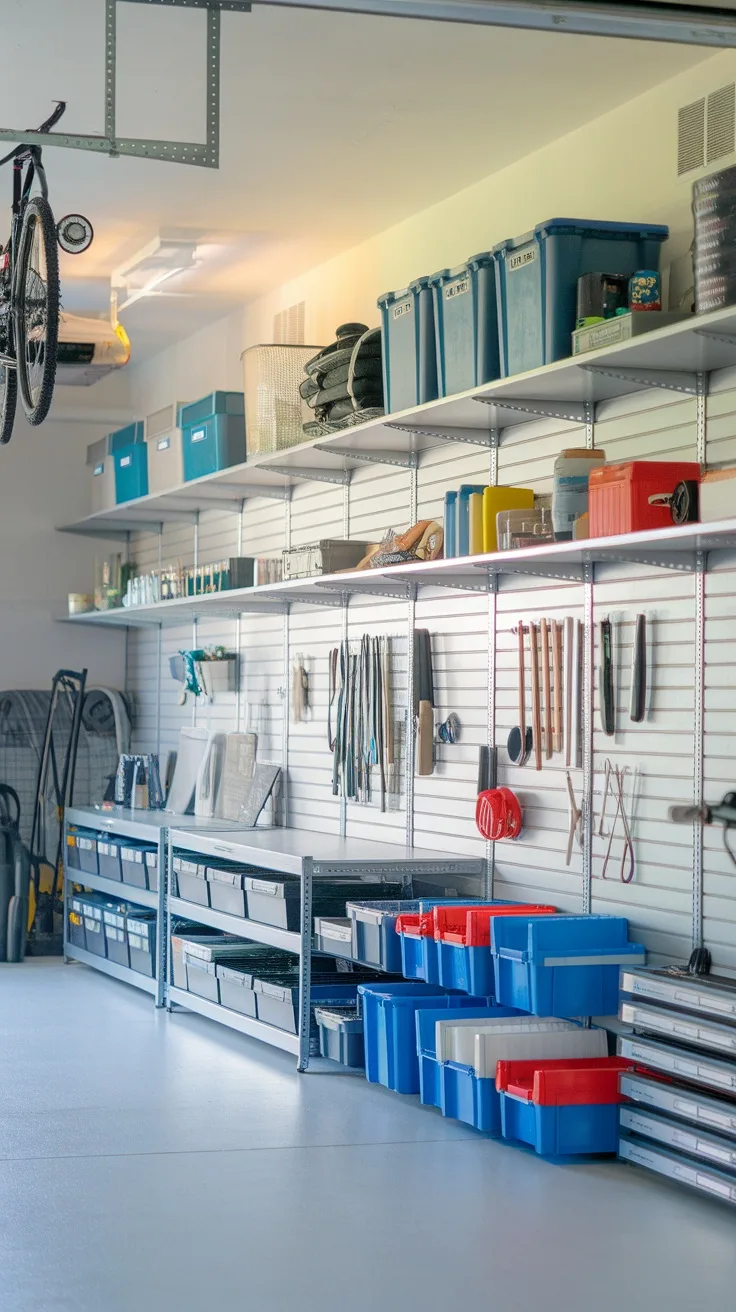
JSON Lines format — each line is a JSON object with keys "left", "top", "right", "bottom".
{"left": 167, "top": 826, "right": 484, "bottom": 1071}
{"left": 63, "top": 806, "right": 245, "bottom": 1007}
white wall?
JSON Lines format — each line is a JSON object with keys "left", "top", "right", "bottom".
{"left": 127, "top": 44, "right": 736, "bottom": 414}
{"left": 0, "top": 376, "right": 129, "bottom": 691}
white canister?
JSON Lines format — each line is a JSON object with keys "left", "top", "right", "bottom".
{"left": 552, "top": 448, "right": 606, "bottom": 540}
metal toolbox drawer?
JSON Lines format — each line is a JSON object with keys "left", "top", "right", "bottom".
{"left": 618, "top": 1033, "right": 736, "bottom": 1097}
{"left": 620, "top": 1071, "right": 736, "bottom": 1141}
{"left": 620, "top": 967, "right": 736, "bottom": 1024}
{"left": 620, "top": 999, "right": 736, "bottom": 1059}
{"left": 619, "top": 1131, "right": 736, "bottom": 1207}
{"left": 620, "top": 1105, "right": 736, "bottom": 1173}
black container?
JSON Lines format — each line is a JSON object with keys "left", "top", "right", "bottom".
{"left": 120, "top": 844, "right": 149, "bottom": 888}
{"left": 185, "top": 956, "right": 220, "bottom": 1003}
{"left": 145, "top": 849, "right": 159, "bottom": 893}
{"left": 76, "top": 832, "right": 99, "bottom": 876}
{"left": 127, "top": 913, "right": 155, "bottom": 976}
{"left": 208, "top": 867, "right": 248, "bottom": 917}
{"left": 103, "top": 907, "right": 129, "bottom": 967}
{"left": 97, "top": 839, "right": 123, "bottom": 882}
{"left": 173, "top": 857, "right": 210, "bottom": 906}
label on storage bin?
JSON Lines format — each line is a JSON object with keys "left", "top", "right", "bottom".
{"left": 393, "top": 300, "right": 412, "bottom": 320}
{"left": 78, "top": 837, "right": 94, "bottom": 852}
{"left": 174, "top": 859, "right": 200, "bottom": 876}
{"left": 445, "top": 278, "right": 469, "bottom": 300}
{"left": 93, "top": 464, "right": 104, "bottom": 476}
{"left": 156, "top": 437, "right": 171, "bottom": 451}
{"left": 190, "top": 427, "right": 206, "bottom": 443}
{"left": 508, "top": 247, "right": 536, "bottom": 272}
{"left": 120, "top": 455, "right": 132, "bottom": 467}
{"left": 250, "top": 879, "right": 279, "bottom": 896}
{"left": 121, "top": 847, "right": 143, "bottom": 864}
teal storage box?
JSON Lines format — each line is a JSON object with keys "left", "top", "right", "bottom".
{"left": 114, "top": 443, "right": 148, "bottom": 503}
{"left": 377, "top": 277, "right": 438, "bottom": 415}
{"left": 109, "top": 421, "right": 144, "bottom": 452}
{"left": 181, "top": 391, "right": 246, "bottom": 482}
{"left": 494, "top": 218, "right": 669, "bottom": 377}
{"left": 430, "top": 252, "right": 501, "bottom": 397}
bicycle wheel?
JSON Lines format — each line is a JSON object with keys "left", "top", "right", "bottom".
{"left": 0, "top": 360, "right": 17, "bottom": 444}
{"left": 14, "top": 196, "right": 59, "bottom": 426}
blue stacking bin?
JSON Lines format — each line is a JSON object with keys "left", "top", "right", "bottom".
{"left": 500, "top": 1096, "right": 620, "bottom": 1155}
{"left": 441, "top": 1062, "right": 501, "bottom": 1134}
{"left": 181, "top": 391, "right": 246, "bottom": 482}
{"left": 438, "top": 941, "right": 495, "bottom": 997}
{"left": 430, "top": 251, "right": 501, "bottom": 398}
{"left": 416, "top": 1005, "right": 513, "bottom": 1111}
{"left": 399, "top": 931, "right": 440, "bottom": 983}
{"left": 493, "top": 218, "right": 669, "bottom": 377}
{"left": 359, "top": 982, "right": 489, "bottom": 1095}
{"left": 377, "top": 277, "right": 438, "bottom": 415}
{"left": 491, "top": 915, "right": 646, "bottom": 1017}
{"left": 348, "top": 897, "right": 470, "bottom": 974}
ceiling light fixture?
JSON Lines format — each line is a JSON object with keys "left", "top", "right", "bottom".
{"left": 111, "top": 235, "right": 199, "bottom": 314}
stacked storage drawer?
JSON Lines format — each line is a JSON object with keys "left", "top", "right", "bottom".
{"left": 618, "top": 967, "right": 736, "bottom": 1207}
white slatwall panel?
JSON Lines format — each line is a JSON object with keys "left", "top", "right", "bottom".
{"left": 123, "top": 382, "right": 736, "bottom": 968}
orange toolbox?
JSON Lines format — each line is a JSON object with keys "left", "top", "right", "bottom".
{"left": 588, "top": 460, "right": 701, "bottom": 537}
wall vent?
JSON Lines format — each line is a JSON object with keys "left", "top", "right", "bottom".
{"left": 273, "top": 301, "right": 305, "bottom": 345}
{"left": 678, "top": 85, "right": 735, "bottom": 177}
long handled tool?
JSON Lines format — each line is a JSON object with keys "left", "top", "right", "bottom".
{"left": 541, "top": 618, "right": 552, "bottom": 760}
{"left": 508, "top": 620, "right": 532, "bottom": 766}
{"left": 530, "top": 621, "right": 542, "bottom": 772}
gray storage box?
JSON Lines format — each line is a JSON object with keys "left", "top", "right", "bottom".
{"left": 282, "top": 539, "right": 372, "bottom": 580}
{"left": 103, "top": 907, "right": 129, "bottom": 967}
{"left": 127, "top": 913, "right": 155, "bottom": 977}
{"left": 173, "top": 856, "right": 210, "bottom": 906}
{"left": 244, "top": 874, "right": 300, "bottom": 930}
{"left": 185, "top": 955, "right": 220, "bottom": 1003}
{"left": 68, "top": 898, "right": 87, "bottom": 949}
{"left": 144, "top": 401, "right": 186, "bottom": 495}
{"left": 217, "top": 963, "right": 258, "bottom": 1016}
{"left": 145, "top": 849, "right": 159, "bottom": 893}
{"left": 76, "top": 833, "right": 98, "bottom": 876}
{"left": 208, "top": 866, "right": 248, "bottom": 917}
{"left": 97, "top": 839, "right": 123, "bottom": 882}
{"left": 120, "top": 844, "right": 148, "bottom": 888}
{"left": 314, "top": 917, "right": 353, "bottom": 959}
{"left": 170, "top": 931, "right": 233, "bottom": 989}
{"left": 87, "top": 436, "right": 116, "bottom": 514}
{"left": 315, "top": 1006, "right": 365, "bottom": 1068}
{"left": 81, "top": 897, "right": 107, "bottom": 958}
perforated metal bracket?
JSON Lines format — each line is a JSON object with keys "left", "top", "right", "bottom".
{"left": 580, "top": 364, "right": 700, "bottom": 395}
{"left": 0, "top": 1, "right": 251, "bottom": 168}
{"left": 203, "top": 482, "right": 292, "bottom": 502}
{"left": 315, "top": 444, "right": 418, "bottom": 470}
{"left": 284, "top": 591, "right": 344, "bottom": 608}
{"left": 385, "top": 422, "right": 498, "bottom": 448}
{"left": 591, "top": 549, "right": 698, "bottom": 573}
{"left": 314, "top": 578, "right": 415, "bottom": 601}
{"left": 421, "top": 568, "right": 491, "bottom": 593}
{"left": 259, "top": 464, "right": 352, "bottom": 487}
{"left": 693, "top": 329, "right": 736, "bottom": 349}
{"left": 473, "top": 396, "right": 589, "bottom": 423}
{"left": 494, "top": 560, "right": 585, "bottom": 583}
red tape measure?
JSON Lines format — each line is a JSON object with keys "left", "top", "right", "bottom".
{"left": 476, "top": 787, "right": 523, "bottom": 841}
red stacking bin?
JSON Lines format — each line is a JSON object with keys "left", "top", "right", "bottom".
{"left": 433, "top": 903, "right": 557, "bottom": 946}
{"left": 588, "top": 460, "right": 701, "bottom": 538}
{"left": 496, "top": 1056, "right": 634, "bottom": 1156}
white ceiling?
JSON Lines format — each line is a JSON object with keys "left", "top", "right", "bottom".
{"left": 0, "top": 0, "right": 709, "bottom": 357}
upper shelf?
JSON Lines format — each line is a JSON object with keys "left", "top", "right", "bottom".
{"left": 57, "top": 304, "right": 736, "bottom": 540}
{"left": 59, "top": 518, "right": 736, "bottom": 627}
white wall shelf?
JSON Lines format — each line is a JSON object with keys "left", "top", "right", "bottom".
{"left": 57, "top": 519, "right": 736, "bottom": 628}
{"left": 56, "top": 303, "right": 736, "bottom": 540}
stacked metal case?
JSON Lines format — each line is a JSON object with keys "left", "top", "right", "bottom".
{"left": 618, "top": 967, "right": 736, "bottom": 1207}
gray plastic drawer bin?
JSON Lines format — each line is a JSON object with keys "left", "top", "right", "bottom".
{"left": 209, "top": 866, "right": 248, "bottom": 917}
{"left": 173, "top": 857, "right": 210, "bottom": 906}
{"left": 76, "top": 833, "right": 98, "bottom": 876}
{"left": 120, "top": 844, "right": 149, "bottom": 889}
{"left": 145, "top": 849, "right": 159, "bottom": 893}
{"left": 217, "top": 964, "right": 258, "bottom": 1017}
{"left": 185, "top": 956, "right": 220, "bottom": 1003}
{"left": 103, "top": 908, "right": 130, "bottom": 968}
{"left": 127, "top": 913, "right": 155, "bottom": 977}
{"left": 314, "top": 917, "right": 353, "bottom": 959}
{"left": 315, "top": 1007, "right": 365, "bottom": 1068}
{"left": 97, "top": 839, "right": 123, "bottom": 881}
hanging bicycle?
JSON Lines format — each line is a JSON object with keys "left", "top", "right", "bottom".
{"left": 0, "top": 102, "right": 93, "bottom": 443}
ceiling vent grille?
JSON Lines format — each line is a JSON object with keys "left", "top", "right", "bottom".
{"left": 678, "top": 85, "right": 736, "bottom": 177}
{"left": 273, "top": 301, "right": 305, "bottom": 345}
{"left": 678, "top": 98, "right": 705, "bottom": 176}
{"left": 707, "top": 83, "right": 735, "bottom": 165}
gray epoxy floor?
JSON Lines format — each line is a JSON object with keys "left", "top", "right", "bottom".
{"left": 2, "top": 961, "right": 735, "bottom": 1312}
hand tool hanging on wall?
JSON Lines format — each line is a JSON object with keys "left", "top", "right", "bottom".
{"left": 291, "top": 654, "right": 309, "bottom": 723}
{"left": 600, "top": 618, "right": 615, "bottom": 736}
{"left": 530, "top": 622, "right": 543, "bottom": 772}
{"left": 630, "top": 613, "right": 647, "bottom": 723}
{"left": 565, "top": 772, "right": 583, "bottom": 866}
{"left": 414, "top": 629, "right": 435, "bottom": 777}
{"left": 476, "top": 786, "right": 523, "bottom": 841}
{"left": 599, "top": 760, "right": 636, "bottom": 883}
{"left": 477, "top": 745, "right": 498, "bottom": 794}
{"left": 552, "top": 620, "right": 563, "bottom": 755}
{"left": 508, "top": 620, "right": 532, "bottom": 766}
{"left": 541, "top": 619, "right": 552, "bottom": 761}
{"left": 564, "top": 616, "right": 574, "bottom": 768}
{"left": 438, "top": 713, "right": 460, "bottom": 744}
{"left": 330, "top": 634, "right": 394, "bottom": 809}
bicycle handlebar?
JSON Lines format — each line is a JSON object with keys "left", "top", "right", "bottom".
{"left": 0, "top": 101, "right": 67, "bottom": 167}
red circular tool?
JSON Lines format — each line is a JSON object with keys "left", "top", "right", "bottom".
{"left": 475, "top": 787, "right": 523, "bottom": 841}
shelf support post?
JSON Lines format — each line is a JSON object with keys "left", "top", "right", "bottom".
{"left": 297, "top": 857, "right": 314, "bottom": 1072}
{"left": 155, "top": 827, "right": 167, "bottom": 1008}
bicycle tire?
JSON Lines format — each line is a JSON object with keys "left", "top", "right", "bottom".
{"left": 0, "top": 360, "right": 17, "bottom": 444}
{"left": 14, "top": 196, "right": 59, "bottom": 427}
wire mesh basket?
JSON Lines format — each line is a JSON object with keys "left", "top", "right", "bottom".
{"left": 242, "top": 344, "right": 323, "bottom": 455}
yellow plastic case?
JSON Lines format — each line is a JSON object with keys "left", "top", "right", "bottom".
{"left": 482, "top": 487, "right": 535, "bottom": 553}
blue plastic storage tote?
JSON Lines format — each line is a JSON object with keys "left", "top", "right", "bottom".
{"left": 416, "top": 1005, "right": 514, "bottom": 1111}
{"left": 359, "top": 982, "right": 489, "bottom": 1095}
{"left": 181, "top": 391, "right": 246, "bottom": 482}
{"left": 494, "top": 218, "right": 669, "bottom": 377}
{"left": 114, "top": 443, "right": 148, "bottom": 503}
{"left": 399, "top": 930, "right": 440, "bottom": 983}
{"left": 441, "top": 1062, "right": 501, "bottom": 1133}
{"left": 438, "top": 941, "right": 495, "bottom": 997}
{"left": 491, "top": 915, "right": 646, "bottom": 1017}
{"left": 430, "top": 252, "right": 501, "bottom": 398}
{"left": 500, "top": 1095, "right": 620, "bottom": 1155}
{"left": 377, "top": 277, "right": 438, "bottom": 415}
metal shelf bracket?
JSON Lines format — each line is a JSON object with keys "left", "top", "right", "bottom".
{"left": 474, "top": 396, "right": 589, "bottom": 423}
{"left": 494, "top": 561, "right": 585, "bottom": 582}
{"left": 592, "top": 549, "right": 698, "bottom": 573}
{"left": 580, "top": 364, "right": 700, "bottom": 395}
{"left": 315, "top": 579, "right": 415, "bottom": 601}
{"left": 259, "top": 463, "right": 352, "bottom": 486}
{"left": 386, "top": 422, "right": 498, "bottom": 448}
{"left": 315, "top": 444, "right": 418, "bottom": 470}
